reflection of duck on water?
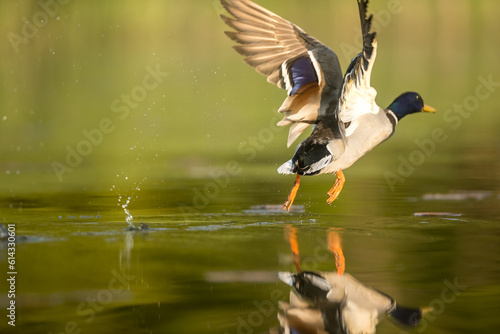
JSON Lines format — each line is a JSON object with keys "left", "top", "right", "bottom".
{"left": 274, "top": 227, "right": 423, "bottom": 334}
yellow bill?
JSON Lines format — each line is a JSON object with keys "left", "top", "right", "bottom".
{"left": 422, "top": 104, "right": 436, "bottom": 113}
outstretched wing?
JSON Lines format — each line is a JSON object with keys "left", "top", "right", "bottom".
{"left": 221, "top": 0, "right": 343, "bottom": 147}
{"left": 337, "top": 0, "right": 378, "bottom": 139}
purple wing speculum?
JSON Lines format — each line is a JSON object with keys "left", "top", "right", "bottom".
{"left": 289, "top": 57, "right": 318, "bottom": 95}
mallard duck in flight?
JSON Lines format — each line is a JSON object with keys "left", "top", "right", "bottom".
{"left": 220, "top": 0, "right": 435, "bottom": 211}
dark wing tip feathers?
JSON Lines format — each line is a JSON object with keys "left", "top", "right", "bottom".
{"left": 343, "top": 0, "right": 376, "bottom": 79}
{"left": 357, "top": 0, "right": 374, "bottom": 36}
{"left": 357, "top": 0, "right": 371, "bottom": 32}
{"left": 357, "top": 0, "right": 376, "bottom": 70}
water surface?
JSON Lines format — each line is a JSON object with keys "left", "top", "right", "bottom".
{"left": 1, "top": 158, "right": 499, "bottom": 333}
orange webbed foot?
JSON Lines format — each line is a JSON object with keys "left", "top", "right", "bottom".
{"left": 326, "top": 170, "right": 345, "bottom": 205}
{"left": 283, "top": 174, "right": 301, "bottom": 212}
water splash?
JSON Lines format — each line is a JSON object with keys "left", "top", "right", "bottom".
{"left": 118, "top": 196, "right": 135, "bottom": 229}
{"left": 113, "top": 176, "right": 147, "bottom": 228}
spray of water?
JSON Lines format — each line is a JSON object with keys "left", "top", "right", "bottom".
{"left": 114, "top": 177, "right": 146, "bottom": 229}
{"left": 119, "top": 196, "right": 135, "bottom": 229}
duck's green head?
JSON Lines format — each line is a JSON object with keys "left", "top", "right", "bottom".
{"left": 387, "top": 92, "right": 435, "bottom": 121}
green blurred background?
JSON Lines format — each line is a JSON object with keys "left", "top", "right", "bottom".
{"left": 1, "top": 0, "right": 499, "bottom": 194}
{"left": 1, "top": 2, "right": 500, "bottom": 333}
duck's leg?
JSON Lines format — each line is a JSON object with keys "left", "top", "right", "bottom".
{"left": 326, "top": 170, "right": 345, "bottom": 205}
{"left": 283, "top": 174, "right": 301, "bottom": 212}
{"left": 328, "top": 230, "right": 345, "bottom": 275}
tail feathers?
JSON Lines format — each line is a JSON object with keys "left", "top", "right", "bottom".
{"left": 278, "top": 160, "right": 295, "bottom": 175}
{"left": 294, "top": 142, "right": 334, "bottom": 176}
{"left": 278, "top": 142, "right": 334, "bottom": 176}
{"left": 278, "top": 271, "right": 295, "bottom": 286}
{"left": 300, "top": 154, "right": 333, "bottom": 175}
